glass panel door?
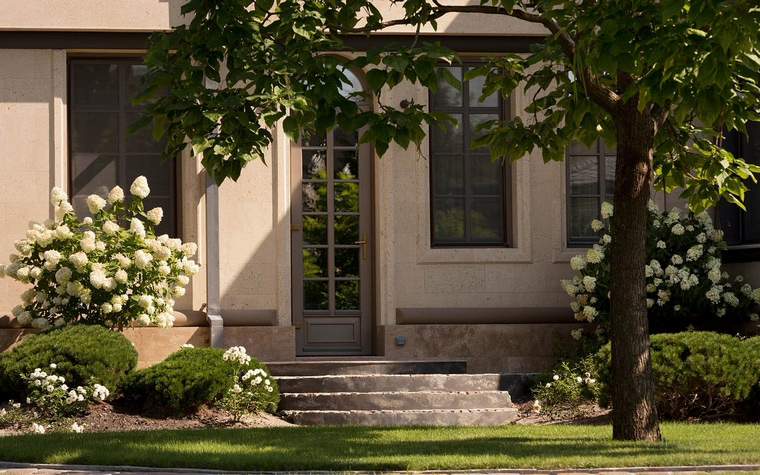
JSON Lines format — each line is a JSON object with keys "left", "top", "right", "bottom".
{"left": 291, "top": 129, "right": 372, "bottom": 355}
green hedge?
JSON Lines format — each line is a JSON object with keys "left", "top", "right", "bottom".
{"left": 596, "top": 332, "right": 760, "bottom": 420}
{"left": 0, "top": 324, "right": 138, "bottom": 400}
{"left": 121, "top": 347, "right": 236, "bottom": 415}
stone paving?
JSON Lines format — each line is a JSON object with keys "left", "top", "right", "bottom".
{"left": 0, "top": 463, "right": 759, "bottom": 475}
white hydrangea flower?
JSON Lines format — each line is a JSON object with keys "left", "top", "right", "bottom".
{"left": 181, "top": 242, "right": 198, "bottom": 258}
{"left": 107, "top": 186, "right": 124, "bottom": 204}
{"left": 55, "top": 266, "right": 72, "bottom": 283}
{"left": 560, "top": 280, "right": 578, "bottom": 296}
{"left": 103, "top": 220, "right": 120, "bottom": 235}
{"left": 591, "top": 219, "right": 604, "bottom": 232}
{"left": 696, "top": 233, "right": 707, "bottom": 243}
{"left": 582, "top": 306, "right": 598, "bottom": 322}
{"left": 705, "top": 287, "right": 721, "bottom": 304}
{"left": 601, "top": 234, "right": 611, "bottom": 244}
{"left": 86, "top": 194, "right": 107, "bottom": 214}
{"left": 136, "top": 314, "right": 151, "bottom": 326}
{"left": 50, "top": 187, "right": 68, "bottom": 206}
{"left": 570, "top": 328, "right": 583, "bottom": 340}
{"left": 600, "top": 202, "right": 613, "bottom": 219}
{"left": 582, "top": 276, "right": 596, "bottom": 292}
{"left": 671, "top": 224, "right": 685, "bottom": 235}
{"left": 657, "top": 240, "right": 666, "bottom": 249}
{"left": 69, "top": 251, "right": 88, "bottom": 269}
{"left": 130, "top": 176, "right": 151, "bottom": 198}
{"left": 129, "top": 218, "right": 146, "bottom": 238}
{"left": 89, "top": 269, "right": 107, "bottom": 289}
{"left": 648, "top": 200, "right": 659, "bottom": 213}
{"left": 135, "top": 250, "right": 153, "bottom": 269}
{"left": 586, "top": 248, "right": 603, "bottom": 264}
{"left": 114, "top": 269, "right": 128, "bottom": 284}
{"left": 723, "top": 292, "right": 739, "bottom": 307}
{"left": 146, "top": 207, "right": 163, "bottom": 225}
{"left": 32, "top": 318, "right": 50, "bottom": 330}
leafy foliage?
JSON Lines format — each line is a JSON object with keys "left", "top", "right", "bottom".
{"left": 121, "top": 347, "right": 280, "bottom": 417}
{"left": 137, "top": 0, "right": 760, "bottom": 211}
{"left": 595, "top": 332, "right": 760, "bottom": 420}
{"left": 531, "top": 356, "right": 601, "bottom": 418}
{"left": 121, "top": 347, "right": 235, "bottom": 415}
{"left": 0, "top": 325, "right": 138, "bottom": 401}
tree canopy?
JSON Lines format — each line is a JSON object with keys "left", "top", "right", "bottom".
{"left": 136, "top": 0, "right": 760, "bottom": 441}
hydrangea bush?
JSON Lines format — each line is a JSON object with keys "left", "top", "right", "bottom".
{"left": 0, "top": 177, "right": 199, "bottom": 330}
{"left": 562, "top": 201, "right": 760, "bottom": 343}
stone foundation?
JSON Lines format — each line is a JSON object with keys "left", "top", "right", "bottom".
{"left": 377, "top": 323, "right": 585, "bottom": 373}
{"left": 0, "top": 325, "right": 296, "bottom": 369}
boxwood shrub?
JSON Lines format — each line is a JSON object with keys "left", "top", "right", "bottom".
{"left": 121, "top": 347, "right": 236, "bottom": 415}
{"left": 0, "top": 324, "right": 138, "bottom": 400}
{"left": 596, "top": 332, "right": 760, "bottom": 420}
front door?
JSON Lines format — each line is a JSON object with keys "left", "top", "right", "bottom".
{"left": 291, "top": 128, "right": 373, "bottom": 355}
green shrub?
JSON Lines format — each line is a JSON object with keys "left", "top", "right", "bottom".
{"left": 0, "top": 324, "right": 137, "bottom": 400}
{"left": 595, "top": 332, "right": 760, "bottom": 420}
{"left": 121, "top": 347, "right": 236, "bottom": 415}
{"left": 121, "top": 346, "right": 280, "bottom": 417}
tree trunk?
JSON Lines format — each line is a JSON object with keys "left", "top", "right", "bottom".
{"left": 609, "top": 105, "right": 661, "bottom": 442}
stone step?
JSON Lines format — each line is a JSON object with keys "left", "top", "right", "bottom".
{"left": 276, "top": 373, "right": 531, "bottom": 398}
{"left": 279, "top": 390, "right": 513, "bottom": 411}
{"left": 266, "top": 359, "right": 467, "bottom": 376}
{"left": 283, "top": 408, "right": 519, "bottom": 426}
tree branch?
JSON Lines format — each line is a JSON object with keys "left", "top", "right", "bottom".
{"left": 326, "top": 2, "right": 621, "bottom": 114}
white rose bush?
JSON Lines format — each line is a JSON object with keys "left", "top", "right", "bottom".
{"left": 21, "top": 364, "right": 109, "bottom": 421}
{"left": 563, "top": 201, "right": 760, "bottom": 343}
{"left": 0, "top": 176, "right": 199, "bottom": 330}
{"left": 217, "top": 346, "right": 277, "bottom": 422}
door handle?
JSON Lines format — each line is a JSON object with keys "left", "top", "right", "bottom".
{"left": 354, "top": 232, "right": 367, "bottom": 260}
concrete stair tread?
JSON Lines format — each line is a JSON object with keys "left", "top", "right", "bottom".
{"left": 283, "top": 408, "right": 518, "bottom": 414}
{"left": 282, "top": 390, "right": 511, "bottom": 396}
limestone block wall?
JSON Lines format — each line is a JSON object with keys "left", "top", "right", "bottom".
{"left": 218, "top": 159, "right": 281, "bottom": 318}
{"left": 0, "top": 49, "right": 65, "bottom": 314}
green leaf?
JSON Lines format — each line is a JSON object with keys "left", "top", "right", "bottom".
{"left": 383, "top": 55, "right": 409, "bottom": 73}
{"left": 436, "top": 67, "right": 461, "bottom": 91}
{"left": 282, "top": 116, "right": 300, "bottom": 143}
{"left": 126, "top": 114, "right": 153, "bottom": 135}
{"left": 365, "top": 69, "right": 388, "bottom": 93}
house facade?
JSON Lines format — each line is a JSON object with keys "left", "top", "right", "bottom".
{"left": 1, "top": 0, "right": 758, "bottom": 372}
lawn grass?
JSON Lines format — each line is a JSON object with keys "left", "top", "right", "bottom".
{"left": 0, "top": 423, "right": 758, "bottom": 471}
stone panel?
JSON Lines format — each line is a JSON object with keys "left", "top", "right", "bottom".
{"left": 378, "top": 323, "right": 585, "bottom": 373}
{"left": 122, "top": 327, "right": 210, "bottom": 369}
{"left": 223, "top": 326, "right": 295, "bottom": 362}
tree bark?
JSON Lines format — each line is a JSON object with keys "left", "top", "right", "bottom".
{"left": 609, "top": 102, "right": 661, "bottom": 442}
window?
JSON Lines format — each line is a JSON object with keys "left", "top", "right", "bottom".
{"left": 719, "top": 122, "right": 760, "bottom": 247}
{"left": 429, "top": 63, "right": 509, "bottom": 246}
{"left": 566, "top": 139, "right": 616, "bottom": 247}
{"left": 68, "top": 58, "right": 177, "bottom": 236}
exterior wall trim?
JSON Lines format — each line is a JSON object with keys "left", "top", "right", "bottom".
{"left": 0, "top": 31, "right": 545, "bottom": 53}
{"left": 396, "top": 307, "right": 575, "bottom": 324}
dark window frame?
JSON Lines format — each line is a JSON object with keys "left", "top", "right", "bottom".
{"left": 67, "top": 56, "right": 180, "bottom": 237}
{"left": 719, "top": 124, "right": 760, "bottom": 262}
{"left": 428, "top": 62, "right": 512, "bottom": 248}
{"left": 566, "top": 139, "right": 615, "bottom": 248}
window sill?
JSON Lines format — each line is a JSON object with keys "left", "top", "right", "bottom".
{"left": 723, "top": 245, "right": 760, "bottom": 263}
{"left": 416, "top": 245, "right": 531, "bottom": 264}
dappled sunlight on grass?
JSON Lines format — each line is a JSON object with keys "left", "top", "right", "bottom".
{"left": 0, "top": 423, "right": 758, "bottom": 471}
